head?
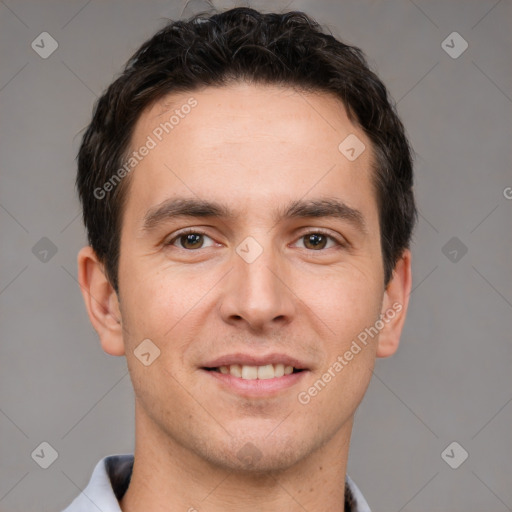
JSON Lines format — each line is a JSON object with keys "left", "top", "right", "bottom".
{"left": 77, "top": 7, "right": 416, "bottom": 473}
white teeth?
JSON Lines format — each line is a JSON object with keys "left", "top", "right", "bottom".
{"left": 215, "top": 363, "right": 299, "bottom": 379}
{"left": 241, "top": 365, "right": 258, "bottom": 380}
{"left": 257, "top": 364, "right": 275, "bottom": 380}
{"left": 230, "top": 364, "right": 242, "bottom": 378}
{"left": 274, "top": 363, "right": 285, "bottom": 377}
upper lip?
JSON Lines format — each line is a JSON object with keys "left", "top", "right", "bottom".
{"left": 202, "top": 353, "right": 309, "bottom": 370}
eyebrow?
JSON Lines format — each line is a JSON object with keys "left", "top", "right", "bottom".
{"left": 140, "top": 196, "right": 368, "bottom": 234}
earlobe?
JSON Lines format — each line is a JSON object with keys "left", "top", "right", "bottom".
{"left": 77, "top": 246, "right": 125, "bottom": 356}
{"left": 376, "top": 249, "right": 413, "bottom": 358}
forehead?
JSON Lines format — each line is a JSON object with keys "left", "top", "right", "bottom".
{"left": 123, "top": 82, "right": 377, "bottom": 229}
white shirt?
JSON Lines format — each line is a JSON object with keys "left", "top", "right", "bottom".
{"left": 62, "top": 454, "right": 372, "bottom": 512}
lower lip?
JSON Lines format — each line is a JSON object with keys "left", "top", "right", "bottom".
{"left": 202, "top": 369, "right": 308, "bottom": 397}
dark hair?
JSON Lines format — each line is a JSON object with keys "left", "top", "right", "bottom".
{"left": 76, "top": 6, "right": 417, "bottom": 294}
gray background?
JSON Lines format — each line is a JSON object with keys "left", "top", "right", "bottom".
{"left": 1, "top": 0, "right": 511, "bottom": 511}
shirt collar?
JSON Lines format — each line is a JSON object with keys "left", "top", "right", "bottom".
{"left": 62, "top": 454, "right": 371, "bottom": 512}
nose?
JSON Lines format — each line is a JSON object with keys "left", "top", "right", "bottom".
{"left": 219, "top": 242, "right": 296, "bottom": 332}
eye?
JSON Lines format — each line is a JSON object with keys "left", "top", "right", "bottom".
{"left": 166, "top": 229, "right": 216, "bottom": 250}
{"left": 293, "top": 231, "right": 344, "bottom": 251}
{"left": 165, "top": 229, "right": 346, "bottom": 251}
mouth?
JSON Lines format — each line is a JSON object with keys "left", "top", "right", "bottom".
{"left": 200, "top": 356, "right": 309, "bottom": 397}
{"left": 202, "top": 363, "right": 305, "bottom": 380}
{"left": 200, "top": 353, "right": 310, "bottom": 396}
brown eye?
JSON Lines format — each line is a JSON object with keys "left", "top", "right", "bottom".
{"left": 295, "top": 231, "right": 341, "bottom": 251}
{"left": 303, "top": 233, "right": 328, "bottom": 250}
{"left": 166, "top": 230, "right": 215, "bottom": 250}
{"left": 178, "top": 233, "right": 204, "bottom": 249}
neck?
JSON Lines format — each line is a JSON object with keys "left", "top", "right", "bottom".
{"left": 120, "top": 405, "right": 354, "bottom": 512}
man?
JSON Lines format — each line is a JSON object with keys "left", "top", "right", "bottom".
{"left": 63, "top": 6, "right": 416, "bottom": 511}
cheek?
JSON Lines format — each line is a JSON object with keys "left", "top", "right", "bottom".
{"left": 298, "top": 277, "right": 380, "bottom": 414}
{"left": 119, "top": 261, "right": 213, "bottom": 379}
{"left": 120, "top": 276, "right": 196, "bottom": 404}
{"left": 298, "top": 267, "right": 383, "bottom": 343}
{"left": 120, "top": 255, "right": 186, "bottom": 333}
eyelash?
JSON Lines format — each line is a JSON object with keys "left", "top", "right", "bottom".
{"left": 165, "top": 228, "right": 347, "bottom": 251}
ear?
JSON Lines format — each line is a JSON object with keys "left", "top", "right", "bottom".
{"left": 376, "top": 249, "right": 413, "bottom": 358}
{"left": 77, "top": 246, "right": 125, "bottom": 356}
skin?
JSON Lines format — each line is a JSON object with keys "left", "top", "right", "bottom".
{"left": 78, "top": 82, "right": 412, "bottom": 512}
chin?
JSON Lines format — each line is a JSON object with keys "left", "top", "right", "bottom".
{"left": 201, "top": 433, "right": 315, "bottom": 475}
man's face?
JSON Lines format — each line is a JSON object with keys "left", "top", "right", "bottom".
{"left": 115, "top": 83, "right": 389, "bottom": 471}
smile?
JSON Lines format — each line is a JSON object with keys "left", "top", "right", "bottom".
{"left": 202, "top": 366, "right": 308, "bottom": 397}
{"left": 205, "top": 363, "right": 303, "bottom": 380}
